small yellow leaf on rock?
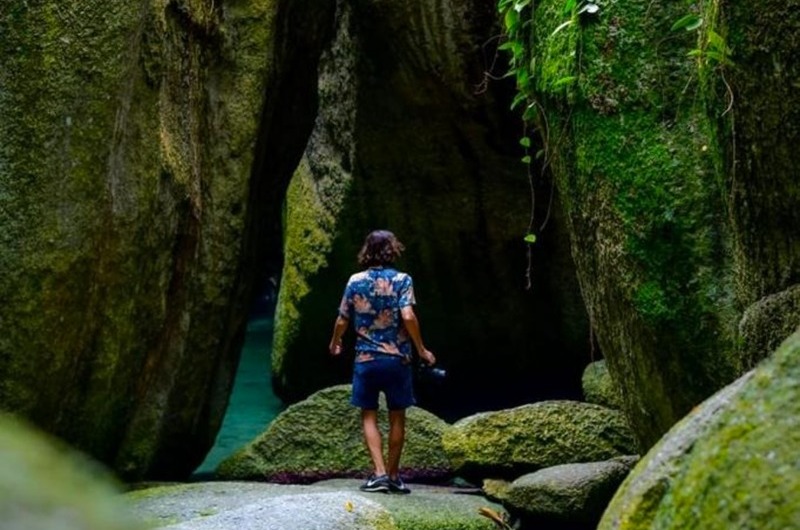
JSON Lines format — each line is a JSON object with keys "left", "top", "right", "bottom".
{"left": 345, "top": 500, "right": 354, "bottom": 512}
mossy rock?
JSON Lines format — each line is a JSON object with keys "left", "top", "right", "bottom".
{"left": 582, "top": 360, "right": 623, "bottom": 409}
{"left": 0, "top": 413, "right": 145, "bottom": 530}
{"left": 737, "top": 284, "right": 800, "bottom": 371}
{"left": 506, "top": 458, "right": 637, "bottom": 524}
{"left": 442, "top": 401, "right": 636, "bottom": 480}
{"left": 599, "top": 329, "right": 800, "bottom": 529}
{"left": 526, "top": 0, "right": 740, "bottom": 449}
{"left": 216, "top": 385, "right": 452, "bottom": 482}
{"left": 0, "top": 0, "right": 336, "bottom": 481}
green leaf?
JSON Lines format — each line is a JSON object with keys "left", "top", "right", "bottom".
{"left": 707, "top": 30, "right": 730, "bottom": 53}
{"left": 519, "top": 136, "right": 531, "bottom": 148}
{"left": 535, "top": 148, "right": 545, "bottom": 159}
{"left": 551, "top": 19, "right": 573, "bottom": 37}
{"left": 497, "top": 41, "right": 515, "bottom": 51}
{"left": 522, "top": 104, "right": 538, "bottom": 121}
{"left": 521, "top": 155, "right": 532, "bottom": 164}
{"left": 514, "top": 0, "right": 531, "bottom": 12}
{"left": 524, "top": 233, "right": 537, "bottom": 243}
{"left": 562, "top": 0, "right": 576, "bottom": 15}
{"left": 498, "top": 0, "right": 514, "bottom": 11}
{"left": 552, "top": 75, "right": 577, "bottom": 88}
{"left": 671, "top": 14, "right": 702, "bottom": 32}
{"left": 504, "top": 8, "right": 520, "bottom": 31}
{"left": 511, "top": 92, "right": 528, "bottom": 110}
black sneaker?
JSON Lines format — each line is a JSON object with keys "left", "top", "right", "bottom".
{"left": 359, "top": 473, "right": 391, "bottom": 493}
{"left": 388, "top": 476, "right": 411, "bottom": 494}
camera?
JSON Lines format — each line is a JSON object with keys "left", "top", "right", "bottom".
{"left": 416, "top": 363, "right": 446, "bottom": 382}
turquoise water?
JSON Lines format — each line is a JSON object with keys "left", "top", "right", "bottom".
{"left": 195, "top": 316, "right": 284, "bottom": 475}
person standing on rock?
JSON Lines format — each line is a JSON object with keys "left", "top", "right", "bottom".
{"left": 328, "top": 230, "right": 436, "bottom": 494}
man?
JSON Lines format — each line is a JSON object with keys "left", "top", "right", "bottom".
{"left": 329, "top": 230, "right": 436, "bottom": 494}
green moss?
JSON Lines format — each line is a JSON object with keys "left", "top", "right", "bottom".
{"left": 272, "top": 157, "right": 351, "bottom": 389}
{"left": 442, "top": 401, "right": 636, "bottom": 479}
{"left": 217, "top": 385, "right": 452, "bottom": 482}
{"left": 0, "top": 0, "right": 283, "bottom": 481}
{"left": 519, "top": 0, "right": 739, "bottom": 448}
{"left": 648, "top": 331, "right": 800, "bottom": 529}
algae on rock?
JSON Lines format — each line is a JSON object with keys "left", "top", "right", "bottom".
{"left": 217, "top": 385, "right": 452, "bottom": 483}
{"left": 0, "top": 0, "right": 336, "bottom": 480}
{"left": 517, "top": 0, "right": 741, "bottom": 448}
{"left": 599, "top": 329, "right": 800, "bottom": 530}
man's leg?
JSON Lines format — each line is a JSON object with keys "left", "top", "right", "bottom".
{"left": 387, "top": 409, "right": 405, "bottom": 479}
{"left": 362, "top": 409, "right": 387, "bottom": 477}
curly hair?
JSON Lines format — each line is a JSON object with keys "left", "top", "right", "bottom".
{"left": 358, "top": 230, "right": 405, "bottom": 267}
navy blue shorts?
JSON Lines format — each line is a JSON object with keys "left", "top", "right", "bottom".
{"left": 351, "top": 354, "right": 415, "bottom": 410}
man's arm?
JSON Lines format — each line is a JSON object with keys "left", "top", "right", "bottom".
{"left": 329, "top": 315, "right": 349, "bottom": 355}
{"left": 400, "top": 306, "right": 436, "bottom": 365}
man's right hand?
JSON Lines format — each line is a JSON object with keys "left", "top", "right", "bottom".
{"left": 419, "top": 348, "right": 436, "bottom": 366}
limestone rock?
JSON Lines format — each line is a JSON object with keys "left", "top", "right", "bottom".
{"left": 599, "top": 329, "right": 800, "bottom": 529}
{"left": 0, "top": 413, "right": 144, "bottom": 530}
{"left": 442, "top": 400, "right": 636, "bottom": 479}
{"left": 506, "top": 458, "right": 637, "bottom": 523}
{"left": 216, "top": 385, "right": 452, "bottom": 482}
{"left": 582, "top": 360, "right": 623, "bottom": 409}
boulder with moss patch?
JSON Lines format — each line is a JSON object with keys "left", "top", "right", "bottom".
{"left": 506, "top": 457, "right": 637, "bottom": 524}
{"left": 216, "top": 385, "right": 452, "bottom": 482}
{"left": 442, "top": 401, "right": 636, "bottom": 480}
{"left": 737, "top": 284, "right": 800, "bottom": 371}
{"left": 582, "top": 360, "right": 623, "bottom": 409}
{"left": 599, "top": 329, "right": 800, "bottom": 529}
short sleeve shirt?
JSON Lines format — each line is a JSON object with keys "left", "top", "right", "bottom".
{"left": 338, "top": 267, "right": 415, "bottom": 360}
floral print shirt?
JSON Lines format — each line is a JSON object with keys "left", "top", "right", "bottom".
{"left": 338, "top": 267, "right": 415, "bottom": 362}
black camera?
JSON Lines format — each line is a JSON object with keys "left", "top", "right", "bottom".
{"left": 416, "top": 363, "right": 447, "bottom": 382}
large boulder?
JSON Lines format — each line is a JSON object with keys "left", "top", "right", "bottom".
{"left": 0, "top": 413, "right": 144, "bottom": 530}
{"left": 0, "top": 0, "right": 335, "bottom": 480}
{"left": 505, "top": 457, "right": 637, "bottom": 524}
{"left": 216, "top": 385, "right": 452, "bottom": 482}
{"left": 128, "top": 480, "right": 507, "bottom": 530}
{"left": 442, "top": 401, "right": 636, "bottom": 479}
{"left": 599, "top": 328, "right": 800, "bottom": 529}
{"left": 271, "top": 0, "right": 591, "bottom": 417}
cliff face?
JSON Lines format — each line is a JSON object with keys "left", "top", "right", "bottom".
{"left": 0, "top": 0, "right": 335, "bottom": 480}
{"left": 514, "top": 0, "right": 800, "bottom": 448}
{"left": 271, "top": 0, "right": 591, "bottom": 415}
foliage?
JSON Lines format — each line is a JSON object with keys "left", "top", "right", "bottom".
{"left": 497, "top": 0, "right": 599, "bottom": 254}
